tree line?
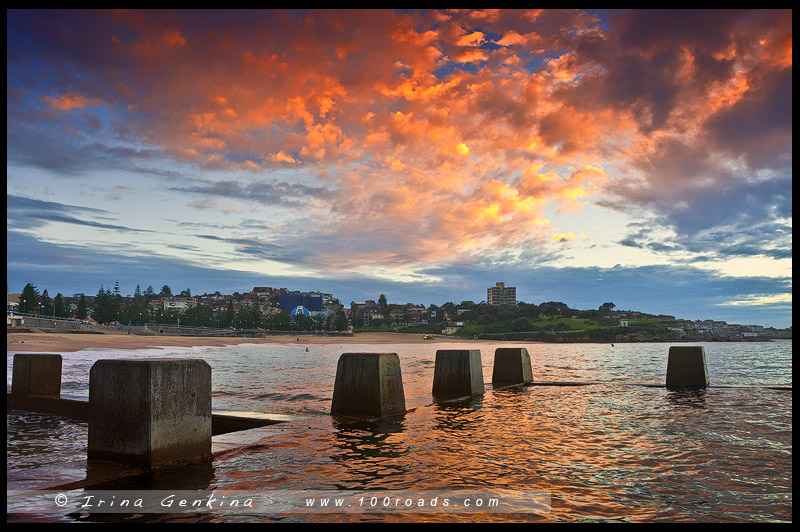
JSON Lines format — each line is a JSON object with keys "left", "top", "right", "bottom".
{"left": 16, "top": 282, "right": 349, "bottom": 331}
{"left": 354, "top": 293, "right": 618, "bottom": 332}
{"left": 17, "top": 282, "right": 618, "bottom": 333}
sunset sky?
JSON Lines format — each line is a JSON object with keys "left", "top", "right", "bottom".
{"left": 6, "top": 9, "right": 792, "bottom": 327}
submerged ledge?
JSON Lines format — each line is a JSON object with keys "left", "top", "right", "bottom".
{"left": 7, "top": 399, "right": 297, "bottom": 492}
{"left": 6, "top": 394, "right": 289, "bottom": 436}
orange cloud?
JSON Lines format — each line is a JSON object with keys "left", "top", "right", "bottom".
{"left": 44, "top": 93, "right": 101, "bottom": 111}
{"left": 163, "top": 29, "right": 186, "bottom": 46}
{"left": 15, "top": 9, "right": 789, "bottom": 272}
{"left": 456, "top": 31, "right": 485, "bottom": 47}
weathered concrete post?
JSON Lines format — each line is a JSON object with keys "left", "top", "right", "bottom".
{"left": 432, "top": 349, "right": 485, "bottom": 398}
{"left": 492, "top": 347, "right": 533, "bottom": 385}
{"left": 666, "top": 346, "right": 709, "bottom": 387}
{"left": 331, "top": 353, "right": 406, "bottom": 418}
{"left": 88, "top": 359, "right": 212, "bottom": 469}
{"left": 11, "top": 353, "right": 62, "bottom": 397}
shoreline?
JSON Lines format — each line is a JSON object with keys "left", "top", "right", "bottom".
{"left": 7, "top": 330, "right": 787, "bottom": 354}
{"left": 6, "top": 331, "right": 494, "bottom": 353}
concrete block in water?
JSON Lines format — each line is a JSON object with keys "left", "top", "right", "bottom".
{"left": 331, "top": 353, "right": 406, "bottom": 418}
{"left": 88, "top": 359, "right": 212, "bottom": 469}
{"left": 492, "top": 347, "right": 533, "bottom": 385}
{"left": 432, "top": 349, "right": 485, "bottom": 398}
{"left": 11, "top": 353, "right": 62, "bottom": 398}
{"left": 666, "top": 346, "right": 709, "bottom": 387}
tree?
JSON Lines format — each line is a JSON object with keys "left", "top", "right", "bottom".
{"left": 293, "top": 313, "right": 313, "bottom": 331}
{"left": 511, "top": 317, "right": 531, "bottom": 332}
{"left": 160, "top": 285, "right": 173, "bottom": 297}
{"left": 236, "top": 304, "right": 262, "bottom": 329}
{"left": 77, "top": 294, "right": 88, "bottom": 320}
{"left": 187, "top": 303, "right": 213, "bottom": 328}
{"left": 539, "top": 301, "right": 570, "bottom": 318}
{"left": 128, "top": 285, "right": 148, "bottom": 325}
{"left": 597, "top": 302, "right": 616, "bottom": 321}
{"left": 349, "top": 301, "right": 360, "bottom": 326}
{"left": 269, "top": 310, "right": 291, "bottom": 331}
{"left": 39, "top": 289, "right": 52, "bottom": 316}
{"left": 93, "top": 285, "right": 114, "bottom": 324}
{"left": 517, "top": 302, "right": 539, "bottom": 318}
{"left": 53, "top": 293, "right": 66, "bottom": 318}
{"left": 333, "top": 309, "right": 349, "bottom": 331}
{"left": 112, "top": 281, "right": 122, "bottom": 321}
{"left": 378, "top": 294, "right": 390, "bottom": 318}
{"left": 221, "top": 301, "right": 235, "bottom": 328}
{"left": 498, "top": 310, "right": 516, "bottom": 323}
{"left": 476, "top": 314, "right": 493, "bottom": 326}
{"left": 20, "top": 283, "right": 40, "bottom": 314}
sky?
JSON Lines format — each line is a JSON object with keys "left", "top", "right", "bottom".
{"left": 6, "top": 9, "right": 792, "bottom": 327}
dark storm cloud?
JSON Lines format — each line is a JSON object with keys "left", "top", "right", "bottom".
{"left": 704, "top": 67, "right": 792, "bottom": 170}
{"left": 562, "top": 9, "right": 792, "bottom": 261}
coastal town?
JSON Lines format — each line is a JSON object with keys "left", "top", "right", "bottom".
{"left": 7, "top": 281, "right": 791, "bottom": 343}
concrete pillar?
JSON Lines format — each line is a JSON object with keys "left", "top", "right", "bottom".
{"left": 432, "top": 349, "right": 485, "bottom": 398}
{"left": 331, "top": 353, "right": 406, "bottom": 418}
{"left": 492, "top": 347, "right": 533, "bottom": 385}
{"left": 11, "top": 354, "right": 62, "bottom": 398}
{"left": 666, "top": 346, "right": 709, "bottom": 387}
{"left": 88, "top": 359, "right": 212, "bottom": 469}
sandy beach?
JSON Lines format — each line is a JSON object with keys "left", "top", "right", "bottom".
{"left": 6, "top": 331, "right": 483, "bottom": 353}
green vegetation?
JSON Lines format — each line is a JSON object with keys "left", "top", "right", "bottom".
{"left": 20, "top": 283, "right": 40, "bottom": 315}
{"left": 12, "top": 281, "right": 790, "bottom": 340}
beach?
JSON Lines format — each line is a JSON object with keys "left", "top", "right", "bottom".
{"left": 6, "top": 331, "right": 479, "bottom": 353}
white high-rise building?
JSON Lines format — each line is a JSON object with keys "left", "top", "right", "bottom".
{"left": 487, "top": 282, "right": 516, "bottom": 306}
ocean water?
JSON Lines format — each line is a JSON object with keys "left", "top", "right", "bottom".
{"left": 6, "top": 340, "right": 793, "bottom": 522}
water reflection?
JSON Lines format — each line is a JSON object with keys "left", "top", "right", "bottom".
{"left": 329, "top": 417, "right": 411, "bottom": 488}
{"left": 6, "top": 341, "right": 793, "bottom": 522}
{"left": 432, "top": 396, "right": 485, "bottom": 433}
{"left": 489, "top": 384, "right": 529, "bottom": 396}
{"left": 85, "top": 460, "right": 217, "bottom": 491}
{"left": 664, "top": 388, "right": 708, "bottom": 408}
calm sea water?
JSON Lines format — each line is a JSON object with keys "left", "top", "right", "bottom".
{"left": 6, "top": 340, "right": 793, "bottom": 522}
